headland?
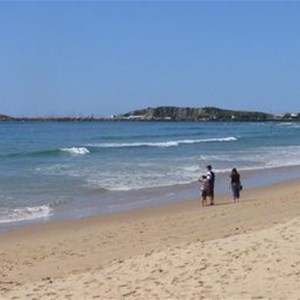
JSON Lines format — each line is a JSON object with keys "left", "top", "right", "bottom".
{"left": 1, "top": 106, "right": 300, "bottom": 122}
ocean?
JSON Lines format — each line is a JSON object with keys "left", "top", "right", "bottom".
{"left": 1, "top": 121, "right": 300, "bottom": 231}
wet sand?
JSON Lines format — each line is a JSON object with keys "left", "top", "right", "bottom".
{"left": 1, "top": 179, "right": 300, "bottom": 299}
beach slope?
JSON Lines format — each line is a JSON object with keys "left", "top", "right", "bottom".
{"left": 1, "top": 180, "right": 300, "bottom": 299}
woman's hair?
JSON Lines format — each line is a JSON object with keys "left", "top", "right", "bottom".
{"left": 232, "top": 168, "right": 238, "bottom": 173}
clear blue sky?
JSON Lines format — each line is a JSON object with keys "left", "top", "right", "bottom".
{"left": 1, "top": 1, "right": 300, "bottom": 117}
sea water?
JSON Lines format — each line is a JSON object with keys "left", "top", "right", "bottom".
{"left": 1, "top": 121, "right": 300, "bottom": 230}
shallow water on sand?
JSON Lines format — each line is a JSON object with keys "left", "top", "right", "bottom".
{"left": 1, "top": 121, "right": 300, "bottom": 230}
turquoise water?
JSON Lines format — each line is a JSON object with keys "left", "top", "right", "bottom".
{"left": 1, "top": 121, "right": 300, "bottom": 230}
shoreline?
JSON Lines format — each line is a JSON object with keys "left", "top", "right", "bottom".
{"left": 1, "top": 175, "right": 299, "bottom": 236}
{"left": 1, "top": 178, "right": 300, "bottom": 299}
{"left": 2, "top": 164, "right": 300, "bottom": 232}
{"left": 1, "top": 177, "right": 300, "bottom": 239}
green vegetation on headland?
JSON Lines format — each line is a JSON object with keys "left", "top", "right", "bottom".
{"left": 1, "top": 106, "right": 300, "bottom": 122}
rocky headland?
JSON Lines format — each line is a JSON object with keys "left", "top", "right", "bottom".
{"left": 1, "top": 106, "right": 300, "bottom": 122}
{"left": 116, "top": 106, "right": 299, "bottom": 121}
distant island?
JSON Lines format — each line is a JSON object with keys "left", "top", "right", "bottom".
{"left": 1, "top": 106, "right": 300, "bottom": 122}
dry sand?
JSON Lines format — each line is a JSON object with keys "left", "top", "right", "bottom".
{"left": 1, "top": 179, "right": 300, "bottom": 299}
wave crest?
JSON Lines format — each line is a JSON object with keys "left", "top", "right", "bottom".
{"left": 60, "top": 147, "right": 90, "bottom": 155}
{"left": 88, "top": 137, "right": 237, "bottom": 148}
{"left": 0, "top": 205, "right": 52, "bottom": 224}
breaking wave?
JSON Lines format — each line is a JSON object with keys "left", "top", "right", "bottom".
{"left": 7, "top": 147, "right": 90, "bottom": 158}
{"left": 88, "top": 137, "right": 238, "bottom": 148}
{"left": 60, "top": 147, "right": 90, "bottom": 155}
{"left": 0, "top": 205, "right": 52, "bottom": 224}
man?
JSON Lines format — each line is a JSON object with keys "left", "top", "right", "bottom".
{"left": 206, "top": 165, "right": 215, "bottom": 205}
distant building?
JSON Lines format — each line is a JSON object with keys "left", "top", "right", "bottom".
{"left": 126, "top": 115, "right": 145, "bottom": 120}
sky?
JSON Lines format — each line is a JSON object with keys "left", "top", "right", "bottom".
{"left": 0, "top": 1, "right": 300, "bottom": 117}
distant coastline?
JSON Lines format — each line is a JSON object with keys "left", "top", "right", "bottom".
{"left": 1, "top": 106, "right": 300, "bottom": 122}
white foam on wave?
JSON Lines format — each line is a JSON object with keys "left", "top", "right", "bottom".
{"left": 87, "top": 145, "right": 300, "bottom": 191}
{"left": 0, "top": 205, "right": 52, "bottom": 224}
{"left": 83, "top": 160, "right": 202, "bottom": 191}
{"left": 278, "top": 122, "right": 293, "bottom": 126}
{"left": 88, "top": 136, "right": 238, "bottom": 148}
{"left": 85, "top": 175, "right": 195, "bottom": 191}
{"left": 60, "top": 147, "right": 90, "bottom": 155}
{"left": 199, "top": 145, "right": 300, "bottom": 172}
{"left": 277, "top": 122, "right": 300, "bottom": 128}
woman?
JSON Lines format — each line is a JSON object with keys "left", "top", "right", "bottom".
{"left": 230, "top": 168, "right": 242, "bottom": 202}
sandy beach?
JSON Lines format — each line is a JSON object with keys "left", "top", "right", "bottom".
{"left": 1, "top": 179, "right": 300, "bottom": 299}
